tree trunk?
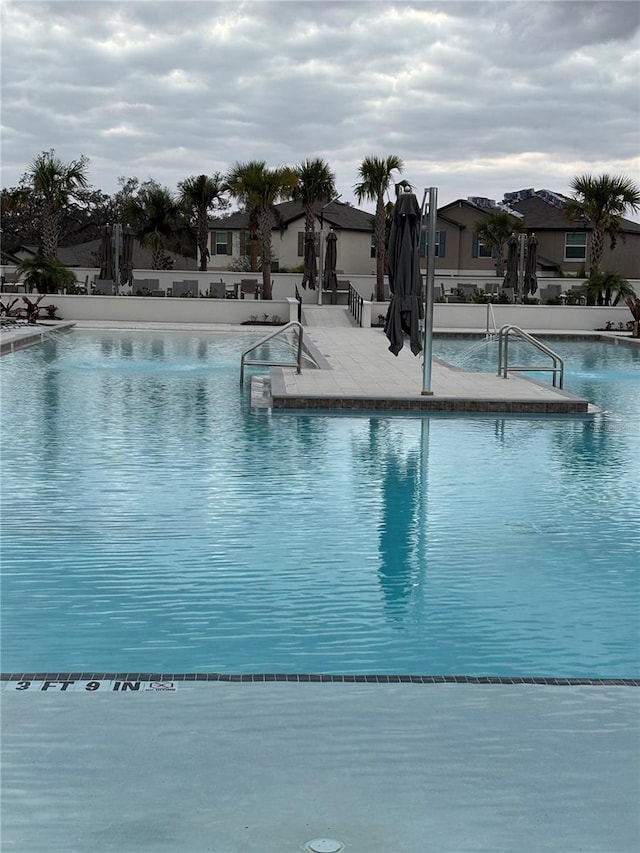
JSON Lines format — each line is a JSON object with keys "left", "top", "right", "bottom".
{"left": 258, "top": 208, "right": 273, "bottom": 300}
{"left": 249, "top": 233, "right": 259, "bottom": 272}
{"left": 151, "top": 241, "right": 164, "bottom": 270}
{"left": 589, "top": 227, "right": 604, "bottom": 276}
{"left": 198, "top": 215, "right": 208, "bottom": 272}
{"left": 41, "top": 203, "right": 59, "bottom": 260}
{"left": 305, "top": 204, "right": 315, "bottom": 234}
{"left": 375, "top": 198, "right": 386, "bottom": 302}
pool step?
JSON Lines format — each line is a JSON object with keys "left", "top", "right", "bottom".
{"left": 250, "top": 375, "right": 273, "bottom": 408}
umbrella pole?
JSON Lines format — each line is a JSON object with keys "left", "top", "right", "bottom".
{"left": 114, "top": 224, "right": 121, "bottom": 296}
{"left": 422, "top": 187, "right": 437, "bottom": 395}
{"left": 517, "top": 232, "right": 526, "bottom": 302}
{"left": 317, "top": 225, "right": 324, "bottom": 306}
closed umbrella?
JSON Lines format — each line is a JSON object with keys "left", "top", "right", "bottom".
{"left": 323, "top": 229, "right": 338, "bottom": 296}
{"left": 384, "top": 190, "right": 424, "bottom": 356}
{"left": 523, "top": 233, "right": 538, "bottom": 296}
{"left": 99, "top": 224, "right": 114, "bottom": 280}
{"left": 503, "top": 232, "right": 519, "bottom": 295}
{"left": 301, "top": 231, "right": 317, "bottom": 290}
{"left": 120, "top": 225, "right": 134, "bottom": 290}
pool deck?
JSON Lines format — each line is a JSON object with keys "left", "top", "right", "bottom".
{"left": 2, "top": 315, "right": 639, "bottom": 851}
{"left": 272, "top": 326, "right": 592, "bottom": 414}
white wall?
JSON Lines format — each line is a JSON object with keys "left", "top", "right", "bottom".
{"left": 5, "top": 289, "right": 633, "bottom": 333}
{"left": 367, "top": 302, "right": 634, "bottom": 332}
{"left": 5, "top": 294, "right": 299, "bottom": 325}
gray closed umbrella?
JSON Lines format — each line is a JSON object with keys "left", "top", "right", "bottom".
{"left": 384, "top": 191, "right": 424, "bottom": 356}
{"left": 120, "top": 225, "right": 134, "bottom": 289}
{"left": 99, "top": 224, "right": 114, "bottom": 280}
{"left": 523, "top": 233, "right": 538, "bottom": 296}
{"left": 503, "top": 232, "right": 519, "bottom": 294}
{"left": 301, "top": 232, "right": 317, "bottom": 290}
{"left": 323, "top": 229, "right": 338, "bottom": 293}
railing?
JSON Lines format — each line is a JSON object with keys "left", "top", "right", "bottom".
{"left": 485, "top": 303, "right": 498, "bottom": 339}
{"left": 240, "top": 321, "right": 305, "bottom": 387}
{"left": 348, "top": 283, "right": 365, "bottom": 327}
{"left": 497, "top": 324, "right": 564, "bottom": 388}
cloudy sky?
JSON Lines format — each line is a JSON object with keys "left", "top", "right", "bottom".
{"left": 1, "top": 0, "right": 639, "bottom": 215}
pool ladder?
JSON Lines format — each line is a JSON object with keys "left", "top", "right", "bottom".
{"left": 240, "top": 321, "right": 306, "bottom": 387}
{"left": 497, "top": 324, "right": 564, "bottom": 388}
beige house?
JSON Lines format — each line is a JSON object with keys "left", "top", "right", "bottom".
{"left": 433, "top": 190, "right": 640, "bottom": 279}
{"left": 207, "top": 200, "right": 375, "bottom": 274}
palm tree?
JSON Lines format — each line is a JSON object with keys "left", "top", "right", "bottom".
{"left": 16, "top": 254, "right": 78, "bottom": 294}
{"left": 293, "top": 158, "right": 336, "bottom": 233}
{"left": 564, "top": 174, "right": 640, "bottom": 278}
{"left": 577, "top": 271, "right": 636, "bottom": 307}
{"left": 122, "top": 184, "right": 184, "bottom": 270}
{"left": 26, "top": 150, "right": 89, "bottom": 260}
{"left": 178, "top": 173, "right": 227, "bottom": 272}
{"left": 354, "top": 155, "right": 404, "bottom": 301}
{"left": 474, "top": 209, "right": 525, "bottom": 277}
{"left": 225, "top": 161, "right": 298, "bottom": 299}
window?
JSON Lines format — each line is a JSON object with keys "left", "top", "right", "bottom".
{"left": 212, "top": 231, "right": 232, "bottom": 255}
{"left": 565, "top": 232, "right": 587, "bottom": 261}
{"left": 419, "top": 230, "right": 447, "bottom": 258}
{"left": 472, "top": 233, "right": 495, "bottom": 259}
{"left": 297, "top": 232, "right": 320, "bottom": 257}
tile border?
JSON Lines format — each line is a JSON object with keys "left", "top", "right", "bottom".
{"left": 2, "top": 672, "right": 638, "bottom": 686}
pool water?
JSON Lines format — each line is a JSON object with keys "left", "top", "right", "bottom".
{"left": 433, "top": 334, "right": 640, "bottom": 420}
{"left": 1, "top": 331, "right": 638, "bottom": 677}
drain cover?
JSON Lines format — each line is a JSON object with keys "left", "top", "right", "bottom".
{"left": 305, "top": 840, "right": 343, "bottom": 853}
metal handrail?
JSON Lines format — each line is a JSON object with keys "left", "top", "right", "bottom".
{"left": 485, "top": 302, "right": 498, "bottom": 339}
{"left": 497, "top": 324, "right": 564, "bottom": 388}
{"left": 240, "top": 321, "right": 304, "bottom": 387}
{"left": 348, "top": 283, "right": 364, "bottom": 326}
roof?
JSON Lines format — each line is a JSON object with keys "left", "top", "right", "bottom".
{"left": 509, "top": 195, "right": 640, "bottom": 233}
{"left": 439, "top": 193, "right": 640, "bottom": 235}
{"left": 209, "top": 199, "right": 374, "bottom": 232}
{"left": 8, "top": 241, "right": 197, "bottom": 270}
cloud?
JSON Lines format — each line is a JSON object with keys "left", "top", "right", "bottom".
{"left": 1, "top": 0, "right": 638, "bottom": 217}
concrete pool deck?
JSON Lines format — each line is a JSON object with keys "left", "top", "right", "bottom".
{"left": 271, "top": 326, "right": 592, "bottom": 414}
{"left": 2, "top": 681, "right": 639, "bottom": 852}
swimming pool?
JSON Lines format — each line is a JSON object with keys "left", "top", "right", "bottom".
{"left": 1, "top": 331, "right": 638, "bottom": 677}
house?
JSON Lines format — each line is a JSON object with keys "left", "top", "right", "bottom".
{"left": 433, "top": 190, "right": 640, "bottom": 278}
{"left": 207, "top": 199, "right": 375, "bottom": 274}
{"left": 5, "top": 241, "right": 197, "bottom": 271}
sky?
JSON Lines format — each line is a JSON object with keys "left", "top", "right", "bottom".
{"left": 1, "top": 0, "right": 639, "bottom": 217}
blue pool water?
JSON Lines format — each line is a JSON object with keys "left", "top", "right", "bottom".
{"left": 1, "top": 331, "right": 638, "bottom": 676}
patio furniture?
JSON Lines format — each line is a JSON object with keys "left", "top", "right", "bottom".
{"left": 240, "top": 279, "right": 260, "bottom": 299}
{"left": 209, "top": 281, "right": 226, "bottom": 299}
{"left": 538, "top": 284, "right": 562, "bottom": 304}
{"left": 94, "top": 278, "right": 115, "bottom": 295}
{"left": 172, "top": 280, "right": 198, "bottom": 298}
{"left": 323, "top": 279, "right": 351, "bottom": 305}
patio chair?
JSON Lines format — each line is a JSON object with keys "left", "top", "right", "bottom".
{"left": 240, "top": 279, "right": 260, "bottom": 299}
{"left": 209, "top": 281, "right": 226, "bottom": 299}
{"left": 95, "top": 278, "right": 115, "bottom": 295}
